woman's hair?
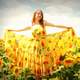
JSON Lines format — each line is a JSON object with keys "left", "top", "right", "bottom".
{"left": 32, "top": 9, "right": 44, "bottom": 28}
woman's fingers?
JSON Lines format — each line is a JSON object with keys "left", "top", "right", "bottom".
{"left": 7, "top": 30, "right": 11, "bottom": 31}
{"left": 67, "top": 27, "right": 73, "bottom": 29}
{"left": 7, "top": 29, "right": 13, "bottom": 32}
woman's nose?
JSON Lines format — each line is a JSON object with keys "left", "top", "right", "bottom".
{"left": 38, "top": 14, "right": 41, "bottom": 17}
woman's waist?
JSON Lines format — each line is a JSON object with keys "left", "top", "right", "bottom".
{"left": 32, "top": 31, "right": 46, "bottom": 40}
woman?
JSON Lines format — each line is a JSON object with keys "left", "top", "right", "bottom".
{"left": 7, "top": 9, "right": 73, "bottom": 78}
{"left": 8, "top": 9, "right": 71, "bottom": 32}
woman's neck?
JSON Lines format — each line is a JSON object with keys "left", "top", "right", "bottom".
{"left": 35, "top": 20, "right": 40, "bottom": 24}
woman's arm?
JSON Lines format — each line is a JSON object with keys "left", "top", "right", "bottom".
{"left": 8, "top": 26, "right": 31, "bottom": 32}
{"left": 44, "top": 20, "right": 72, "bottom": 29}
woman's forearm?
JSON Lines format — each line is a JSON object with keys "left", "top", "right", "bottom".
{"left": 45, "top": 21, "right": 72, "bottom": 29}
{"left": 8, "top": 26, "right": 31, "bottom": 32}
{"left": 55, "top": 24, "right": 72, "bottom": 29}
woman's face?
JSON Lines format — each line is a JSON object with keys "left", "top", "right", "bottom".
{"left": 35, "top": 10, "right": 42, "bottom": 21}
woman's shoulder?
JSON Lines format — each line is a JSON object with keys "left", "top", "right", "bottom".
{"left": 43, "top": 20, "right": 46, "bottom": 24}
{"left": 43, "top": 20, "right": 48, "bottom": 26}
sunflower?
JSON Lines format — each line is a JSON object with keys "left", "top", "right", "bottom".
{"left": 64, "top": 58, "right": 74, "bottom": 67}
{"left": 0, "top": 59, "right": 3, "bottom": 68}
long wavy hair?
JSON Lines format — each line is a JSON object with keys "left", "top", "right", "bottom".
{"left": 32, "top": 9, "right": 44, "bottom": 28}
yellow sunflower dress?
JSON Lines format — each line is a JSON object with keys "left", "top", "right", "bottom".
{"left": 4, "top": 24, "right": 77, "bottom": 77}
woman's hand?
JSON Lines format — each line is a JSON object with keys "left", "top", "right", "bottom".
{"left": 7, "top": 29, "right": 15, "bottom": 32}
{"left": 67, "top": 27, "right": 73, "bottom": 29}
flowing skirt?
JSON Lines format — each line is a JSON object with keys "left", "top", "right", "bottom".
{"left": 4, "top": 28, "right": 80, "bottom": 77}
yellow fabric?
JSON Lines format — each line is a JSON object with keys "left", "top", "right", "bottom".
{"left": 4, "top": 25, "right": 80, "bottom": 76}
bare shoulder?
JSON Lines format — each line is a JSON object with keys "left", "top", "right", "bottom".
{"left": 43, "top": 20, "right": 52, "bottom": 26}
{"left": 43, "top": 20, "right": 48, "bottom": 26}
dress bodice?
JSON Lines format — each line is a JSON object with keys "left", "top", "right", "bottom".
{"left": 32, "top": 24, "right": 46, "bottom": 38}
